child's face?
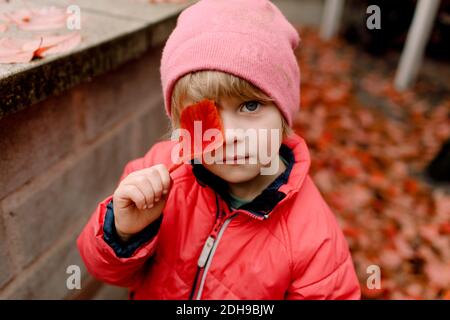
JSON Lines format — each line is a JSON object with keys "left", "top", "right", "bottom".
{"left": 186, "top": 95, "right": 285, "bottom": 183}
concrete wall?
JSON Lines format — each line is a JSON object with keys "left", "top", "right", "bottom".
{"left": 0, "top": 46, "right": 170, "bottom": 299}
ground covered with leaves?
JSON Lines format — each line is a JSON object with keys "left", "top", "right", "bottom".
{"left": 292, "top": 28, "right": 450, "bottom": 299}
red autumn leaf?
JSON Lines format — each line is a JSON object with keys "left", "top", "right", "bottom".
{"left": 343, "top": 226, "right": 361, "bottom": 240}
{"left": 0, "top": 37, "right": 40, "bottom": 63}
{"left": 169, "top": 99, "right": 224, "bottom": 173}
{"left": 443, "top": 290, "right": 450, "bottom": 300}
{"left": 403, "top": 178, "right": 419, "bottom": 194}
{"left": 438, "top": 222, "right": 450, "bottom": 235}
{"left": 34, "top": 32, "right": 82, "bottom": 58}
{"left": 0, "top": 32, "right": 81, "bottom": 64}
{"left": 340, "top": 165, "right": 360, "bottom": 178}
{"left": 360, "top": 284, "right": 386, "bottom": 299}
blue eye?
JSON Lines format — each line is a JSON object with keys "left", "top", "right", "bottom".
{"left": 241, "top": 101, "right": 261, "bottom": 113}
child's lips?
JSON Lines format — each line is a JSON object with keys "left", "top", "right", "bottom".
{"left": 222, "top": 155, "right": 250, "bottom": 162}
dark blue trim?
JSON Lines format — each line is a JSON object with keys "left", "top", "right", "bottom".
{"left": 103, "top": 199, "right": 162, "bottom": 258}
{"left": 264, "top": 144, "right": 295, "bottom": 190}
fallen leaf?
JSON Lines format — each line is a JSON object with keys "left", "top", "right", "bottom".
{"left": 3, "top": 7, "right": 68, "bottom": 31}
{"left": 34, "top": 32, "right": 81, "bottom": 57}
{"left": 0, "top": 37, "right": 40, "bottom": 63}
{"left": 0, "top": 32, "right": 81, "bottom": 64}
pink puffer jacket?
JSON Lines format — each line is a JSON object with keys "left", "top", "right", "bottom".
{"left": 77, "top": 133, "right": 361, "bottom": 299}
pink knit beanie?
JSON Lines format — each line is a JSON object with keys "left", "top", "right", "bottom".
{"left": 160, "top": 0, "right": 301, "bottom": 126}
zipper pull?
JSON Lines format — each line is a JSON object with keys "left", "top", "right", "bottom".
{"left": 197, "top": 236, "right": 215, "bottom": 268}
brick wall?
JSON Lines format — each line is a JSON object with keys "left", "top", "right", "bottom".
{"left": 0, "top": 46, "right": 170, "bottom": 299}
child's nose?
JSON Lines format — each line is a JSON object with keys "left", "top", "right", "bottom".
{"left": 219, "top": 109, "right": 242, "bottom": 131}
{"left": 220, "top": 112, "right": 241, "bottom": 143}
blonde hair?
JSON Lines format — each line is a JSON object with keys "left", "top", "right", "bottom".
{"left": 169, "top": 70, "right": 292, "bottom": 137}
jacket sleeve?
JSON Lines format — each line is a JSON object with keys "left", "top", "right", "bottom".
{"left": 102, "top": 198, "right": 162, "bottom": 259}
{"left": 285, "top": 182, "right": 361, "bottom": 300}
{"left": 76, "top": 156, "right": 162, "bottom": 288}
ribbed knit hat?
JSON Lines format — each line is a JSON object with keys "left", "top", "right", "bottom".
{"left": 160, "top": 0, "right": 301, "bottom": 126}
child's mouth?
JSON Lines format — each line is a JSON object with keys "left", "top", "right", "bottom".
{"left": 222, "top": 155, "right": 250, "bottom": 163}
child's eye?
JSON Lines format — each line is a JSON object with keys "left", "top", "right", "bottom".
{"left": 240, "top": 101, "right": 261, "bottom": 113}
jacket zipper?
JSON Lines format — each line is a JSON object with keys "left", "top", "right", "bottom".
{"left": 189, "top": 194, "right": 220, "bottom": 299}
{"left": 188, "top": 189, "right": 295, "bottom": 299}
{"left": 193, "top": 216, "right": 235, "bottom": 300}
{"left": 189, "top": 194, "right": 235, "bottom": 300}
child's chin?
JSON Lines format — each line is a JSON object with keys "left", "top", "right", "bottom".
{"left": 215, "top": 165, "right": 261, "bottom": 183}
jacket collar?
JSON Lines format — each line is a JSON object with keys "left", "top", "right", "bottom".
{"left": 190, "top": 133, "right": 311, "bottom": 220}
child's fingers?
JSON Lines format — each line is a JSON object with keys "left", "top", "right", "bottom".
{"left": 154, "top": 164, "right": 171, "bottom": 195}
{"left": 122, "top": 175, "right": 155, "bottom": 209}
{"left": 118, "top": 164, "right": 171, "bottom": 209}
{"left": 146, "top": 169, "right": 163, "bottom": 203}
{"left": 115, "top": 184, "right": 147, "bottom": 210}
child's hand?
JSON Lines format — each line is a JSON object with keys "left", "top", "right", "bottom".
{"left": 112, "top": 164, "right": 172, "bottom": 242}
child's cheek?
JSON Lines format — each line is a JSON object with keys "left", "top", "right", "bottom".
{"left": 255, "top": 128, "right": 282, "bottom": 165}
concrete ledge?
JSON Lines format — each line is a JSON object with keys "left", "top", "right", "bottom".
{"left": 0, "top": 0, "right": 196, "bottom": 119}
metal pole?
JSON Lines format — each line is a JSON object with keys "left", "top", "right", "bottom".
{"left": 394, "top": 0, "right": 441, "bottom": 90}
{"left": 320, "top": 0, "right": 345, "bottom": 40}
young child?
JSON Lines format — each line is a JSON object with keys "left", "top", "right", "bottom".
{"left": 77, "top": 0, "right": 361, "bottom": 300}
